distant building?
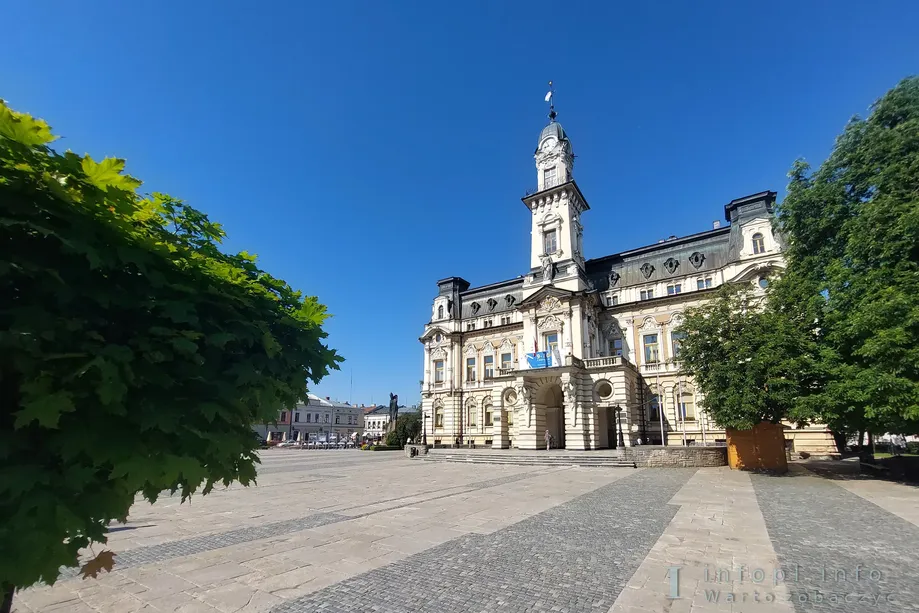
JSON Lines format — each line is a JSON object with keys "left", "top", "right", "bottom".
{"left": 255, "top": 394, "right": 365, "bottom": 442}
{"left": 364, "top": 405, "right": 421, "bottom": 441}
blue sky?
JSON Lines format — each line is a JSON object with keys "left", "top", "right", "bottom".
{"left": 4, "top": 1, "right": 917, "bottom": 406}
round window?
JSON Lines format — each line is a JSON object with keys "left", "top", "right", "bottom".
{"left": 596, "top": 381, "right": 613, "bottom": 399}
{"left": 434, "top": 333, "right": 442, "bottom": 343}
{"left": 758, "top": 277, "right": 769, "bottom": 289}
{"left": 504, "top": 389, "right": 518, "bottom": 405}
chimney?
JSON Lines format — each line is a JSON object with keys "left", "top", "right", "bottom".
{"left": 325, "top": 396, "right": 330, "bottom": 401}
{"left": 713, "top": 220, "right": 721, "bottom": 229}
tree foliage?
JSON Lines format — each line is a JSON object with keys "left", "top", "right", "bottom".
{"left": 677, "top": 284, "right": 820, "bottom": 431}
{"left": 776, "top": 76, "right": 919, "bottom": 438}
{"left": 385, "top": 412, "right": 422, "bottom": 448}
{"left": 0, "top": 100, "right": 342, "bottom": 598}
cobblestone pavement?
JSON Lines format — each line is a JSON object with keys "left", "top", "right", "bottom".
{"left": 752, "top": 467, "right": 919, "bottom": 612}
{"left": 271, "top": 469, "right": 694, "bottom": 613}
{"left": 15, "top": 452, "right": 919, "bottom": 613}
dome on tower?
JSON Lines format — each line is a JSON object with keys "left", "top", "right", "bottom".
{"left": 538, "top": 121, "right": 567, "bottom": 145}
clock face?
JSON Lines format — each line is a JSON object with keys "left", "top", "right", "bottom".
{"left": 541, "top": 137, "right": 556, "bottom": 151}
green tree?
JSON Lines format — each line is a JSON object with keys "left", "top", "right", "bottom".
{"left": 385, "top": 412, "right": 422, "bottom": 447}
{"left": 776, "top": 76, "right": 919, "bottom": 439}
{"left": 676, "top": 284, "right": 819, "bottom": 431}
{"left": 0, "top": 100, "right": 342, "bottom": 611}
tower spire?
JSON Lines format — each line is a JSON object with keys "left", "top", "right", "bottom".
{"left": 545, "top": 80, "right": 557, "bottom": 122}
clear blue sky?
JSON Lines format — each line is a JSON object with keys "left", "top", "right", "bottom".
{"left": 4, "top": 1, "right": 917, "bottom": 406}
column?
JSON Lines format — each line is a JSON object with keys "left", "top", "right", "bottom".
{"left": 423, "top": 344, "right": 431, "bottom": 390}
{"left": 491, "top": 387, "right": 509, "bottom": 449}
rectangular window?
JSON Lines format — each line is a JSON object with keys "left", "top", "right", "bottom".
{"left": 280, "top": 411, "right": 287, "bottom": 423}
{"left": 697, "top": 277, "right": 713, "bottom": 290}
{"left": 314, "top": 413, "right": 319, "bottom": 422}
{"left": 543, "top": 166, "right": 557, "bottom": 188}
{"left": 609, "top": 338, "right": 623, "bottom": 357}
{"left": 667, "top": 284, "right": 682, "bottom": 295}
{"left": 306, "top": 413, "right": 312, "bottom": 423}
{"left": 679, "top": 394, "right": 695, "bottom": 420}
{"left": 434, "top": 360, "right": 444, "bottom": 382}
{"left": 466, "top": 323, "right": 476, "bottom": 331}
{"left": 650, "top": 395, "right": 660, "bottom": 421}
{"left": 671, "top": 331, "right": 686, "bottom": 359}
{"left": 466, "top": 357, "right": 476, "bottom": 382}
{"left": 335, "top": 415, "right": 340, "bottom": 424}
{"left": 500, "top": 352, "right": 513, "bottom": 370}
{"left": 484, "top": 408, "right": 492, "bottom": 427}
{"left": 640, "top": 288, "right": 654, "bottom": 300}
{"left": 605, "top": 294, "right": 618, "bottom": 306}
{"left": 500, "top": 316, "right": 511, "bottom": 325}
{"left": 435, "top": 410, "right": 443, "bottom": 428}
{"left": 545, "top": 333, "right": 559, "bottom": 354}
{"left": 544, "top": 229, "right": 558, "bottom": 255}
{"left": 484, "top": 355, "right": 494, "bottom": 379}
{"left": 643, "top": 334, "right": 659, "bottom": 364}
{"left": 483, "top": 319, "right": 493, "bottom": 328}
{"left": 324, "top": 414, "right": 329, "bottom": 423}
{"left": 294, "top": 412, "right": 300, "bottom": 423}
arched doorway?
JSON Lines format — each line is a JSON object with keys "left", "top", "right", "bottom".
{"left": 540, "top": 384, "right": 565, "bottom": 449}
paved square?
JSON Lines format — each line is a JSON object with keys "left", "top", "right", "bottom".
{"left": 15, "top": 451, "right": 919, "bottom": 613}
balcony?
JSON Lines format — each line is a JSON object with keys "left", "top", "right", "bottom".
{"left": 584, "top": 356, "right": 626, "bottom": 370}
{"left": 640, "top": 361, "right": 683, "bottom": 375}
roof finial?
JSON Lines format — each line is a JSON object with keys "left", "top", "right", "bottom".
{"left": 544, "top": 80, "right": 557, "bottom": 122}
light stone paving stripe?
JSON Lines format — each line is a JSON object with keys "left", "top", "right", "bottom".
{"left": 56, "top": 469, "right": 544, "bottom": 582}
{"left": 828, "top": 477, "right": 919, "bottom": 528}
{"left": 752, "top": 470, "right": 919, "bottom": 612}
{"left": 608, "top": 467, "right": 794, "bottom": 613}
{"left": 269, "top": 468, "right": 696, "bottom": 613}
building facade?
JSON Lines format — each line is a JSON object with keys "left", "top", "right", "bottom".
{"left": 255, "top": 394, "right": 365, "bottom": 442}
{"left": 418, "top": 109, "right": 835, "bottom": 453}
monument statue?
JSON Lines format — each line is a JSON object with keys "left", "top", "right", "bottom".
{"left": 388, "top": 393, "right": 399, "bottom": 429}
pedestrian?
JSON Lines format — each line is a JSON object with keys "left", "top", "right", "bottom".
{"left": 636, "top": 437, "right": 643, "bottom": 445}
{"left": 545, "top": 429, "right": 551, "bottom": 450}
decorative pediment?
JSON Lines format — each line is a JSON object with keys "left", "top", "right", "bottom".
{"left": 688, "top": 252, "right": 705, "bottom": 269}
{"left": 539, "top": 296, "right": 563, "bottom": 313}
{"left": 464, "top": 344, "right": 477, "bottom": 356}
{"left": 538, "top": 314, "right": 563, "bottom": 331}
{"left": 640, "top": 262, "right": 655, "bottom": 279}
{"left": 608, "top": 270, "right": 620, "bottom": 286}
{"left": 664, "top": 257, "right": 680, "bottom": 274}
{"left": 431, "top": 347, "right": 446, "bottom": 360}
{"left": 481, "top": 341, "right": 495, "bottom": 354}
{"left": 638, "top": 316, "right": 658, "bottom": 331}
{"left": 470, "top": 301, "right": 481, "bottom": 314}
{"left": 669, "top": 312, "right": 684, "bottom": 329}
{"left": 486, "top": 298, "right": 497, "bottom": 311}
{"left": 499, "top": 338, "right": 514, "bottom": 351}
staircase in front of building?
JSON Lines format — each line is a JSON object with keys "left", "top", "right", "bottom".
{"left": 422, "top": 448, "right": 637, "bottom": 468}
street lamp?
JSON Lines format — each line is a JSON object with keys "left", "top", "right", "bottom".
{"left": 615, "top": 405, "right": 625, "bottom": 448}
{"left": 423, "top": 413, "right": 429, "bottom": 446}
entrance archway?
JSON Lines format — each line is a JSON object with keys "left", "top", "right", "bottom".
{"left": 540, "top": 384, "right": 565, "bottom": 449}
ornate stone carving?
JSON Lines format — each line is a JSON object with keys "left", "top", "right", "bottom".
{"left": 562, "top": 379, "right": 576, "bottom": 403}
{"left": 670, "top": 312, "right": 684, "bottom": 328}
{"left": 538, "top": 314, "right": 563, "bottom": 331}
{"left": 640, "top": 262, "right": 655, "bottom": 279}
{"left": 505, "top": 294, "right": 516, "bottom": 307}
{"left": 520, "top": 386, "right": 533, "bottom": 427}
{"left": 499, "top": 338, "right": 514, "bottom": 351}
{"left": 664, "top": 257, "right": 680, "bottom": 274}
{"left": 464, "top": 344, "right": 477, "bottom": 356}
{"left": 539, "top": 296, "right": 562, "bottom": 313}
{"left": 487, "top": 298, "right": 497, "bottom": 311}
{"left": 688, "top": 252, "right": 705, "bottom": 269}
{"left": 638, "top": 316, "right": 658, "bottom": 331}
{"left": 470, "top": 301, "right": 481, "bottom": 314}
{"left": 608, "top": 270, "right": 620, "bottom": 287}
{"left": 503, "top": 387, "right": 518, "bottom": 406}
{"left": 431, "top": 347, "right": 446, "bottom": 360}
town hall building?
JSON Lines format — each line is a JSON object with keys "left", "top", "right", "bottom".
{"left": 418, "top": 103, "right": 835, "bottom": 453}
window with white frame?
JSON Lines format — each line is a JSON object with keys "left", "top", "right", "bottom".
{"left": 500, "top": 352, "right": 513, "bottom": 370}
{"left": 640, "top": 288, "right": 654, "bottom": 300}
{"left": 671, "top": 331, "right": 686, "bottom": 360}
{"left": 544, "top": 229, "right": 558, "bottom": 255}
{"left": 545, "top": 333, "right": 559, "bottom": 355}
{"left": 606, "top": 294, "right": 619, "bottom": 306}
{"left": 434, "top": 360, "right": 444, "bottom": 383}
{"left": 467, "top": 404, "right": 477, "bottom": 427}
{"left": 483, "top": 319, "right": 493, "bottom": 328}
{"left": 696, "top": 277, "right": 712, "bottom": 290}
{"left": 679, "top": 392, "right": 695, "bottom": 420}
{"left": 466, "top": 322, "right": 476, "bottom": 331}
{"left": 643, "top": 334, "right": 659, "bottom": 363}
{"left": 667, "top": 283, "right": 682, "bottom": 295}
{"left": 543, "top": 166, "right": 557, "bottom": 188}
{"left": 437, "top": 305, "right": 444, "bottom": 319}
{"left": 609, "top": 338, "right": 623, "bottom": 357}
{"left": 752, "top": 232, "right": 765, "bottom": 255}
{"left": 435, "top": 406, "right": 444, "bottom": 428}
{"left": 483, "top": 355, "right": 494, "bottom": 379}
{"left": 466, "top": 357, "right": 476, "bottom": 382}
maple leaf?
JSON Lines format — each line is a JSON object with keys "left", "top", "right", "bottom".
{"left": 80, "top": 550, "right": 116, "bottom": 579}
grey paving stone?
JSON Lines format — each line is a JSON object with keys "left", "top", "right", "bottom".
{"left": 752, "top": 473, "right": 919, "bottom": 612}
{"left": 270, "top": 469, "right": 696, "bottom": 613}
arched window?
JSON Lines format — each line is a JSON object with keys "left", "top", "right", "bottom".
{"left": 434, "top": 402, "right": 444, "bottom": 429}
{"left": 483, "top": 399, "right": 493, "bottom": 427}
{"left": 751, "top": 233, "right": 765, "bottom": 255}
{"left": 437, "top": 305, "right": 444, "bottom": 319}
{"left": 467, "top": 401, "right": 477, "bottom": 427}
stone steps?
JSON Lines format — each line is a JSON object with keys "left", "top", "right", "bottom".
{"left": 422, "top": 453, "right": 637, "bottom": 468}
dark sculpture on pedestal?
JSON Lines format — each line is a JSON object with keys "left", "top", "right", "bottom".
{"left": 388, "top": 393, "right": 399, "bottom": 432}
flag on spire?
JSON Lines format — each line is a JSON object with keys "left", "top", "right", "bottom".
{"left": 544, "top": 90, "right": 553, "bottom": 103}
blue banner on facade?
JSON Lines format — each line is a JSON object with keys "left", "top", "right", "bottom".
{"left": 526, "top": 351, "right": 553, "bottom": 368}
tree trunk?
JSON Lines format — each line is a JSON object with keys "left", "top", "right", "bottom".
{"left": 1, "top": 583, "right": 14, "bottom": 613}
{"left": 857, "top": 430, "right": 865, "bottom": 450}
{"left": 868, "top": 431, "right": 875, "bottom": 454}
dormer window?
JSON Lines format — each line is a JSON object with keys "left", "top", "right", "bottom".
{"left": 543, "top": 167, "right": 557, "bottom": 188}
{"left": 752, "top": 233, "right": 766, "bottom": 255}
{"left": 544, "top": 229, "right": 558, "bottom": 255}
{"left": 437, "top": 305, "right": 444, "bottom": 319}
